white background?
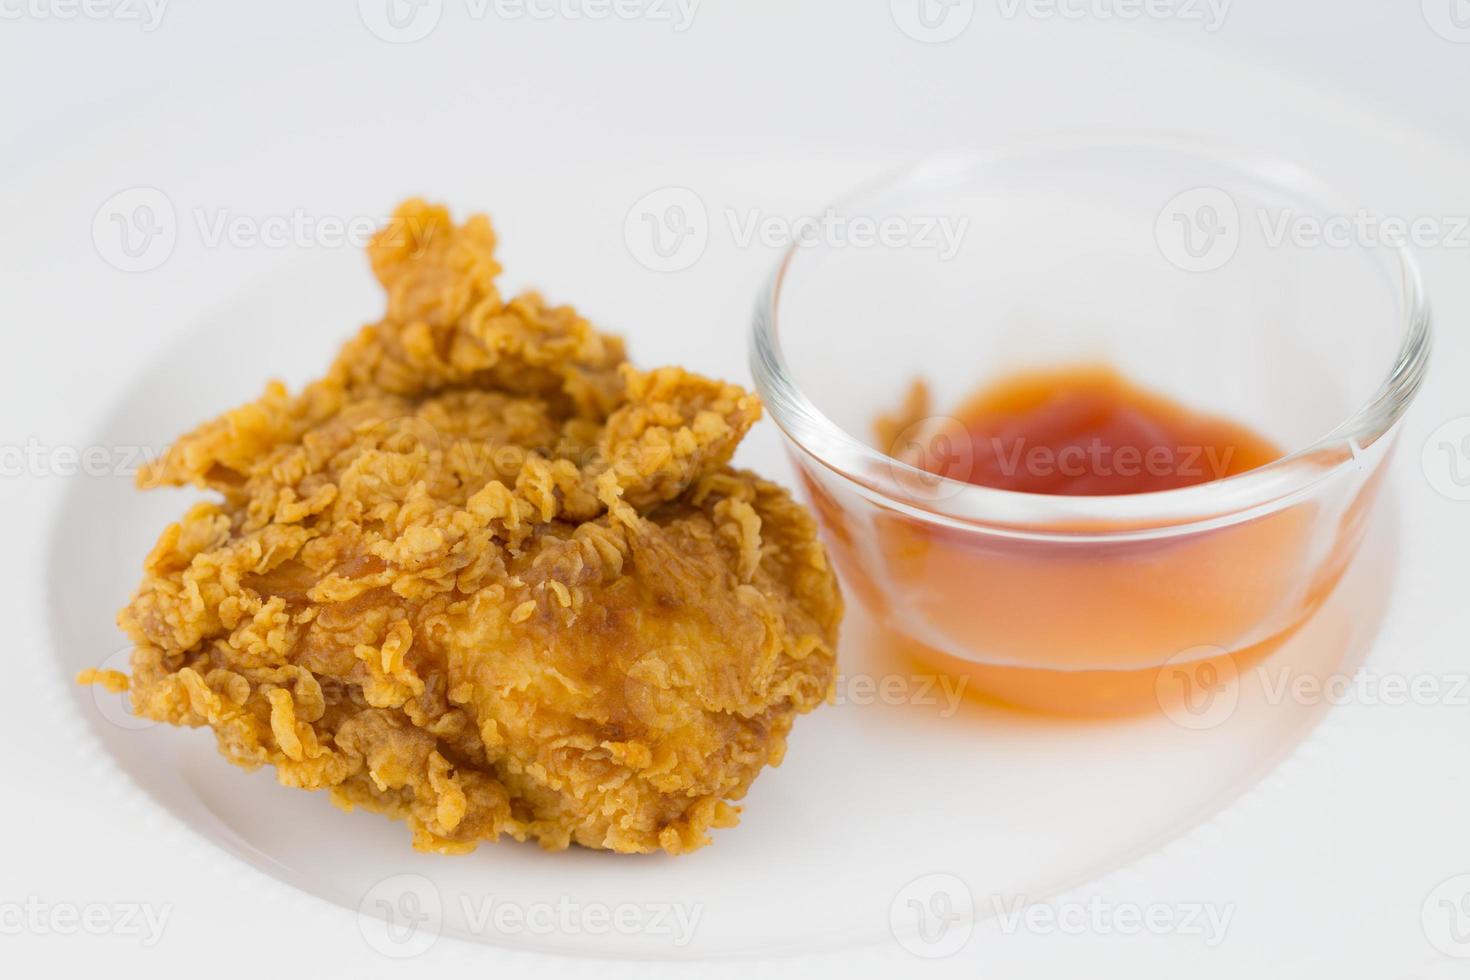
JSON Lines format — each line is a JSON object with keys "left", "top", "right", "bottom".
{"left": 3, "top": 2, "right": 1469, "bottom": 978}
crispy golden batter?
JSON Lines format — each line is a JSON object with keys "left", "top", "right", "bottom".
{"left": 97, "top": 200, "right": 841, "bottom": 855}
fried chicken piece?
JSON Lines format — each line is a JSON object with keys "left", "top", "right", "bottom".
{"left": 99, "top": 200, "right": 842, "bottom": 855}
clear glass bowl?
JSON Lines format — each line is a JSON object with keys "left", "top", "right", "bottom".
{"left": 750, "top": 137, "right": 1431, "bottom": 715}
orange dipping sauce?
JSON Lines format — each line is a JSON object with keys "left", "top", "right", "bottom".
{"left": 833, "top": 366, "right": 1360, "bottom": 716}
{"left": 930, "top": 366, "right": 1281, "bottom": 495}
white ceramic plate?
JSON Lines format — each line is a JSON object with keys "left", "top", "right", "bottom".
{"left": 48, "top": 245, "right": 1399, "bottom": 959}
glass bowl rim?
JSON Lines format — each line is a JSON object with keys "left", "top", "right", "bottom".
{"left": 749, "top": 135, "right": 1432, "bottom": 536}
